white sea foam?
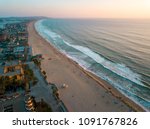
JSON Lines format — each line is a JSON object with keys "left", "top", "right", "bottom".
{"left": 43, "top": 29, "right": 61, "bottom": 40}
{"left": 63, "top": 41, "right": 145, "bottom": 86}
{"left": 35, "top": 20, "right": 145, "bottom": 87}
{"left": 35, "top": 20, "right": 150, "bottom": 110}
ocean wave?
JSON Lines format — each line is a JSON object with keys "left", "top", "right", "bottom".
{"left": 35, "top": 19, "right": 148, "bottom": 88}
{"left": 63, "top": 40, "right": 145, "bottom": 87}
{"left": 35, "top": 19, "right": 150, "bottom": 110}
{"left": 36, "top": 22, "right": 144, "bottom": 87}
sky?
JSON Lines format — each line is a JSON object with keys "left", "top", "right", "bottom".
{"left": 0, "top": 0, "right": 150, "bottom": 18}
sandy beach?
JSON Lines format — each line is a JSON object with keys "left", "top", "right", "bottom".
{"left": 27, "top": 21, "right": 144, "bottom": 112}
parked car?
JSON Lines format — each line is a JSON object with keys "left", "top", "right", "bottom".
{"left": 6, "top": 96, "right": 12, "bottom": 100}
{"left": 1, "top": 98, "right": 6, "bottom": 102}
{"left": 13, "top": 93, "right": 20, "bottom": 98}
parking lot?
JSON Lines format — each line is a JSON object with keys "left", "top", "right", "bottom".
{"left": 0, "top": 92, "right": 26, "bottom": 112}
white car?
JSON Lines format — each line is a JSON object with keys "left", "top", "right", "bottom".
{"left": 13, "top": 93, "right": 20, "bottom": 98}
{"left": 1, "top": 98, "right": 6, "bottom": 102}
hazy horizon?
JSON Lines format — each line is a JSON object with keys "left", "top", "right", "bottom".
{"left": 0, "top": 0, "right": 150, "bottom": 19}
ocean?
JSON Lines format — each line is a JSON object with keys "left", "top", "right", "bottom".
{"left": 35, "top": 19, "right": 150, "bottom": 111}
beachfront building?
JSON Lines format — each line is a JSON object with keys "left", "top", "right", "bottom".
{"left": 0, "top": 61, "right": 25, "bottom": 80}
{"left": 14, "top": 46, "right": 25, "bottom": 58}
{"left": 0, "top": 61, "right": 26, "bottom": 94}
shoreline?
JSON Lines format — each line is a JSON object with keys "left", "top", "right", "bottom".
{"left": 28, "top": 20, "right": 145, "bottom": 112}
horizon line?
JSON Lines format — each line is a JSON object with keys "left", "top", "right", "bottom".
{"left": 0, "top": 16, "right": 150, "bottom": 20}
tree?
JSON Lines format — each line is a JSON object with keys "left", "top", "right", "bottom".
{"left": 42, "top": 70, "right": 46, "bottom": 75}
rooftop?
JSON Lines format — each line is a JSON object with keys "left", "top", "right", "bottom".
{"left": 14, "top": 46, "right": 25, "bottom": 53}
{"left": 1, "top": 69, "right": 21, "bottom": 77}
{"left": 4, "top": 61, "right": 20, "bottom": 67}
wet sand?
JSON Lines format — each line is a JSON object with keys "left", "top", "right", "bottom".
{"left": 27, "top": 21, "right": 144, "bottom": 112}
